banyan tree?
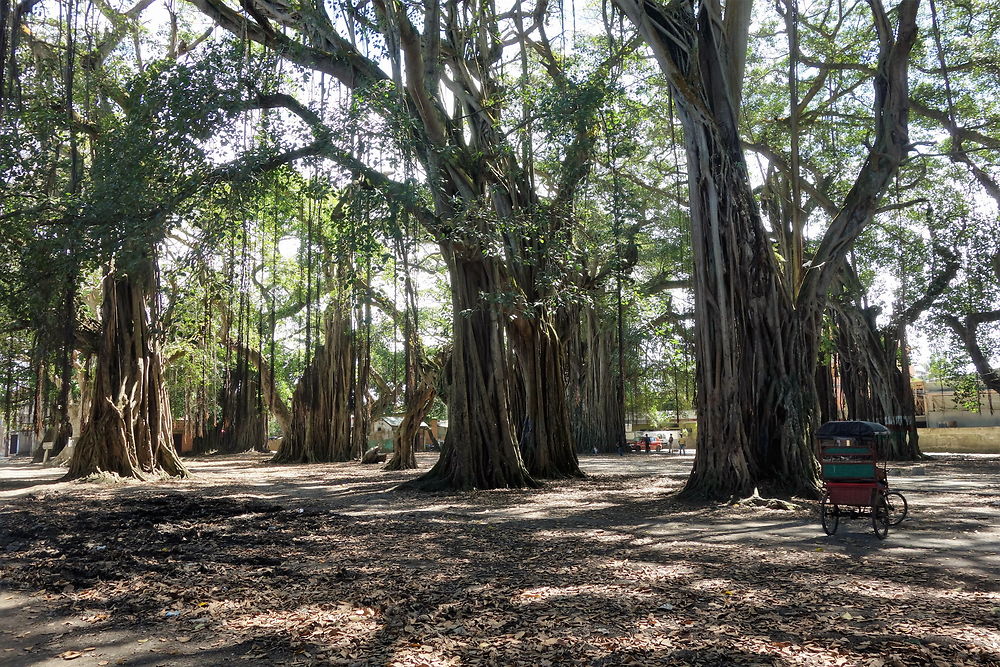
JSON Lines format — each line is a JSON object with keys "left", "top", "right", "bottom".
{"left": 614, "top": 0, "right": 920, "bottom": 498}
{"left": 188, "top": 0, "right": 640, "bottom": 488}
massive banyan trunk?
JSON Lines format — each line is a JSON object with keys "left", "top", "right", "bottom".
{"left": 190, "top": 0, "right": 582, "bottom": 489}
{"left": 509, "top": 315, "right": 581, "bottom": 478}
{"left": 273, "top": 298, "right": 357, "bottom": 463}
{"left": 66, "top": 266, "right": 188, "bottom": 479}
{"left": 607, "top": 0, "right": 815, "bottom": 499}
{"left": 403, "top": 250, "right": 538, "bottom": 491}
{"left": 500, "top": 212, "right": 582, "bottom": 479}
{"left": 563, "top": 304, "right": 625, "bottom": 453}
{"left": 833, "top": 304, "right": 921, "bottom": 460}
{"left": 615, "top": 0, "right": 917, "bottom": 500}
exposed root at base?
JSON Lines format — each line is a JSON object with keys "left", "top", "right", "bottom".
{"left": 733, "top": 488, "right": 801, "bottom": 511}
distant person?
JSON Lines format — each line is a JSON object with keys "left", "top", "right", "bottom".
{"left": 667, "top": 434, "right": 675, "bottom": 453}
{"left": 642, "top": 432, "right": 651, "bottom": 453}
{"left": 679, "top": 432, "right": 687, "bottom": 455}
{"left": 617, "top": 441, "right": 624, "bottom": 456}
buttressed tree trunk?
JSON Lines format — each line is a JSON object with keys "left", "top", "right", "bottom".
{"left": 614, "top": 0, "right": 919, "bottom": 499}
{"left": 404, "top": 251, "right": 539, "bottom": 490}
{"left": 562, "top": 304, "right": 625, "bottom": 453}
{"left": 66, "top": 264, "right": 188, "bottom": 479}
{"left": 510, "top": 316, "right": 580, "bottom": 478}
{"left": 202, "top": 357, "right": 267, "bottom": 454}
{"left": 273, "top": 296, "right": 356, "bottom": 464}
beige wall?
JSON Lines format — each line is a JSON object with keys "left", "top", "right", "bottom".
{"left": 917, "top": 427, "right": 1000, "bottom": 454}
{"left": 923, "top": 385, "right": 1000, "bottom": 428}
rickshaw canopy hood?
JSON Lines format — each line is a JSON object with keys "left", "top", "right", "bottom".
{"left": 816, "top": 421, "right": 890, "bottom": 439}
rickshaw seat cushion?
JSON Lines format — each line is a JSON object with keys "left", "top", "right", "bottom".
{"left": 822, "top": 462, "right": 877, "bottom": 481}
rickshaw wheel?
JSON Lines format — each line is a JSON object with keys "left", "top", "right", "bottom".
{"left": 885, "top": 491, "right": 908, "bottom": 526}
{"left": 872, "top": 494, "right": 890, "bottom": 539}
{"left": 821, "top": 493, "right": 839, "bottom": 536}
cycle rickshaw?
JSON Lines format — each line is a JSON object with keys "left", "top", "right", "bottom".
{"left": 817, "top": 421, "right": 908, "bottom": 539}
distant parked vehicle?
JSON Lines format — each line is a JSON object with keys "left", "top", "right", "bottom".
{"left": 631, "top": 434, "right": 663, "bottom": 452}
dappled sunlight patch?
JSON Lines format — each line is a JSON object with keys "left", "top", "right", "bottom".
{"left": 685, "top": 577, "right": 740, "bottom": 595}
{"left": 228, "top": 603, "right": 380, "bottom": 644}
{"left": 3, "top": 452, "right": 999, "bottom": 665}
{"left": 387, "top": 642, "right": 462, "bottom": 667}
{"left": 634, "top": 561, "right": 701, "bottom": 582}
{"left": 514, "top": 583, "right": 622, "bottom": 606}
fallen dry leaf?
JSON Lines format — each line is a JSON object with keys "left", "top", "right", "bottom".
{"left": 0, "top": 453, "right": 997, "bottom": 667}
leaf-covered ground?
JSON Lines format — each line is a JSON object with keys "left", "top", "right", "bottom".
{"left": 1, "top": 452, "right": 999, "bottom": 666}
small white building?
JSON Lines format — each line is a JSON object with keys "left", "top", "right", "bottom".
{"left": 3, "top": 429, "right": 36, "bottom": 456}
{"left": 369, "top": 416, "right": 435, "bottom": 451}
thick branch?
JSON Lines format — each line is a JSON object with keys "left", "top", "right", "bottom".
{"left": 941, "top": 313, "right": 1000, "bottom": 394}
{"left": 641, "top": 272, "right": 691, "bottom": 295}
{"left": 801, "top": 0, "right": 920, "bottom": 307}
{"left": 891, "top": 247, "right": 959, "bottom": 328}
{"left": 187, "top": 0, "right": 388, "bottom": 90}
{"left": 722, "top": 0, "right": 753, "bottom": 113}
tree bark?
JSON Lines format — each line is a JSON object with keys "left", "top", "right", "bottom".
{"left": 510, "top": 315, "right": 581, "bottom": 477}
{"left": 402, "top": 251, "right": 538, "bottom": 491}
{"left": 562, "top": 304, "right": 625, "bottom": 453}
{"left": 66, "top": 266, "right": 188, "bottom": 479}
{"left": 273, "top": 298, "right": 357, "bottom": 463}
{"left": 201, "top": 358, "right": 267, "bottom": 454}
{"left": 614, "top": 0, "right": 919, "bottom": 500}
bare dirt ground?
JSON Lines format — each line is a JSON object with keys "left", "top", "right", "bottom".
{"left": 1, "top": 451, "right": 999, "bottom": 666}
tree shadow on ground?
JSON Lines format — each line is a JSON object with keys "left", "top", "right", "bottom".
{"left": 1, "top": 453, "right": 999, "bottom": 665}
